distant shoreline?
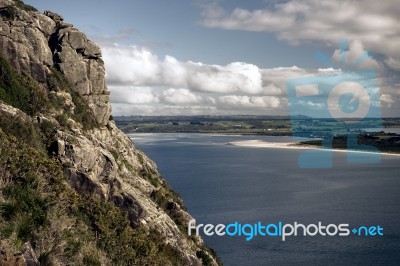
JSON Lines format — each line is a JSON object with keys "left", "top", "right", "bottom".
{"left": 227, "top": 140, "right": 400, "bottom": 157}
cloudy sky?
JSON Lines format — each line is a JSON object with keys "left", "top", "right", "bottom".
{"left": 26, "top": 0, "right": 400, "bottom": 117}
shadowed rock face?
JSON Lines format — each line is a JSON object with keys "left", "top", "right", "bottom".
{"left": 0, "top": 0, "right": 219, "bottom": 265}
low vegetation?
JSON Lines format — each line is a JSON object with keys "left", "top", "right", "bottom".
{"left": 0, "top": 2, "right": 220, "bottom": 262}
{"left": 0, "top": 0, "right": 37, "bottom": 20}
{"left": 0, "top": 54, "right": 205, "bottom": 264}
{"left": 0, "top": 57, "right": 50, "bottom": 116}
{"left": 115, "top": 115, "right": 292, "bottom": 135}
{"left": 13, "top": 0, "right": 37, "bottom": 12}
{"left": 299, "top": 133, "right": 400, "bottom": 153}
{"left": 0, "top": 128, "right": 191, "bottom": 264}
{"left": 0, "top": 55, "right": 99, "bottom": 132}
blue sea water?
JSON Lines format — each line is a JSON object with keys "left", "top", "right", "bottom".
{"left": 129, "top": 133, "right": 400, "bottom": 266}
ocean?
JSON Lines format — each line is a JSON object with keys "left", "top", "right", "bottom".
{"left": 129, "top": 133, "right": 400, "bottom": 266}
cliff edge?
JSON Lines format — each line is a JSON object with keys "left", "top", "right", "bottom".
{"left": 0, "top": 0, "right": 220, "bottom": 265}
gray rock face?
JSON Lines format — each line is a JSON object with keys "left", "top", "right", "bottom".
{"left": 43, "top": 10, "right": 63, "bottom": 23}
{"left": 0, "top": 241, "right": 40, "bottom": 266}
{"left": 49, "top": 118, "right": 211, "bottom": 265}
{"left": 0, "top": 0, "right": 111, "bottom": 125}
{"left": 21, "top": 242, "right": 40, "bottom": 266}
{"left": 51, "top": 24, "right": 111, "bottom": 125}
{"left": 0, "top": 1, "right": 218, "bottom": 265}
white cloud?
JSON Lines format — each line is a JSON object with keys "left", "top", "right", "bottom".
{"left": 201, "top": 3, "right": 296, "bottom": 32}
{"left": 331, "top": 40, "right": 381, "bottom": 70}
{"left": 109, "top": 86, "right": 159, "bottom": 104}
{"left": 295, "top": 84, "right": 319, "bottom": 97}
{"left": 261, "top": 83, "right": 283, "bottom": 96}
{"left": 206, "top": 96, "right": 217, "bottom": 105}
{"left": 162, "top": 88, "right": 203, "bottom": 104}
{"left": 102, "top": 43, "right": 398, "bottom": 116}
{"left": 380, "top": 94, "right": 394, "bottom": 107}
{"left": 103, "top": 44, "right": 302, "bottom": 114}
{"left": 103, "top": 46, "right": 161, "bottom": 85}
{"left": 200, "top": 0, "right": 400, "bottom": 118}
{"left": 384, "top": 57, "right": 400, "bottom": 71}
{"left": 162, "top": 56, "right": 188, "bottom": 87}
{"left": 103, "top": 45, "right": 263, "bottom": 94}
{"left": 298, "top": 100, "right": 325, "bottom": 109}
{"left": 218, "top": 95, "right": 280, "bottom": 108}
{"left": 111, "top": 103, "right": 157, "bottom": 116}
{"left": 200, "top": 0, "right": 400, "bottom": 60}
{"left": 187, "top": 61, "right": 263, "bottom": 94}
{"left": 111, "top": 103, "right": 218, "bottom": 116}
{"left": 260, "top": 66, "right": 320, "bottom": 96}
{"left": 318, "top": 68, "right": 340, "bottom": 73}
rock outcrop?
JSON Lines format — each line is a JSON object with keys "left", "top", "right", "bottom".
{"left": 0, "top": 0, "right": 110, "bottom": 125}
{"left": 0, "top": 0, "right": 219, "bottom": 265}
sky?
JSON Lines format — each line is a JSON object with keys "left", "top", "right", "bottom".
{"left": 25, "top": 0, "right": 400, "bottom": 117}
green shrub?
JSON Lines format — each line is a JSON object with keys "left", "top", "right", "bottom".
{"left": 0, "top": 57, "right": 50, "bottom": 115}
{"left": 48, "top": 92, "right": 65, "bottom": 110}
{"left": 38, "top": 119, "right": 57, "bottom": 144}
{"left": 83, "top": 252, "right": 101, "bottom": 266}
{"left": 0, "top": 6, "right": 17, "bottom": 20}
{"left": 0, "top": 109, "right": 44, "bottom": 149}
{"left": 0, "top": 112, "right": 218, "bottom": 265}
{"left": 196, "top": 250, "right": 213, "bottom": 266}
{"left": 0, "top": 225, "right": 13, "bottom": 238}
{"left": 122, "top": 159, "right": 134, "bottom": 172}
{"left": 1, "top": 185, "right": 49, "bottom": 241}
{"left": 56, "top": 113, "right": 69, "bottom": 127}
{"left": 143, "top": 173, "right": 160, "bottom": 187}
{"left": 0, "top": 129, "right": 63, "bottom": 246}
{"left": 0, "top": 2, "right": 37, "bottom": 20}
{"left": 109, "top": 149, "right": 119, "bottom": 161}
{"left": 14, "top": 0, "right": 38, "bottom": 12}
{"left": 74, "top": 196, "right": 145, "bottom": 264}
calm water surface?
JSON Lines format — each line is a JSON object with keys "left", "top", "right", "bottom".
{"left": 129, "top": 133, "right": 400, "bottom": 266}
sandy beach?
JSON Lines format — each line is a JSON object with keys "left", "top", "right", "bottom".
{"left": 227, "top": 140, "right": 309, "bottom": 149}
{"left": 227, "top": 140, "right": 400, "bottom": 157}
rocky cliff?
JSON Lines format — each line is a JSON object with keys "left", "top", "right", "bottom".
{"left": 0, "top": 0, "right": 219, "bottom": 265}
